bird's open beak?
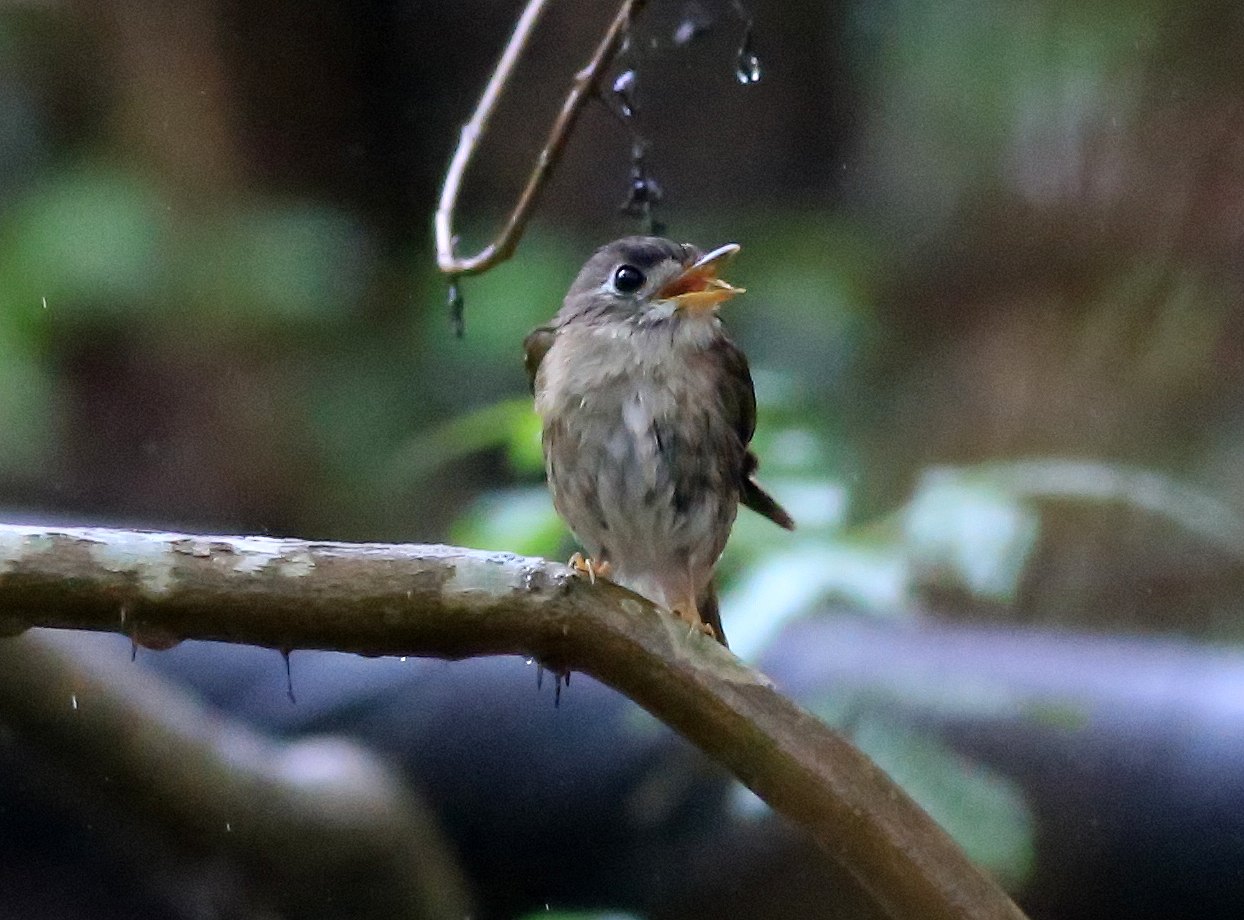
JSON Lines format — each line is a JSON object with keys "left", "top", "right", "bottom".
{"left": 657, "top": 243, "right": 745, "bottom": 313}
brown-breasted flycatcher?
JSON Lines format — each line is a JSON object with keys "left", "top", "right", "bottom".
{"left": 525, "top": 236, "right": 793, "bottom": 646}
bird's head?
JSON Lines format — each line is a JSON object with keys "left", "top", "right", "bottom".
{"left": 558, "top": 236, "right": 744, "bottom": 326}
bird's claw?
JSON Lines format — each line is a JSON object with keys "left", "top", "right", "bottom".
{"left": 671, "top": 602, "right": 716, "bottom": 641}
{"left": 568, "top": 552, "right": 612, "bottom": 585}
{"left": 686, "top": 620, "right": 718, "bottom": 642}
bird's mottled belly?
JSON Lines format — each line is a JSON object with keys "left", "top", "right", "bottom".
{"left": 542, "top": 370, "right": 737, "bottom": 599}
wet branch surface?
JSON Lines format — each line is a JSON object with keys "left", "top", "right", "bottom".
{"left": 0, "top": 524, "right": 1028, "bottom": 920}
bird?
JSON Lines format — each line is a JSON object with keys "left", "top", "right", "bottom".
{"left": 524, "top": 236, "right": 793, "bottom": 646}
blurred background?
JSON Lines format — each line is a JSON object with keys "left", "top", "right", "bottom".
{"left": 2, "top": 0, "right": 1244, "bottom": 918}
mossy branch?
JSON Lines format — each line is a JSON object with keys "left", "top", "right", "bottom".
{"left": 0, "top": 523, "right": 1028, "bottom": 920}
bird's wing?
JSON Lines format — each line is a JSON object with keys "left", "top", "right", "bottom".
{"left": 716, "top": 338, "right": 796, "bottom": 531}
{"left": 523, "top": 325, "right": 556, "bottom": 394}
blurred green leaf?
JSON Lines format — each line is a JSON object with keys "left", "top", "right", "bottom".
{"left": 305, "top": 337, "right": 423, "bottom": 479}
{"left": 719, "top": 216, "right": 882, "bottom": 398}
{"left": 903, "top": 468, "right": 1041, "bottom": 604}
{"left": 0, "top": 164, "right": 164, "bottom": 329}
{"left": 411, "top": 228, "right": 580, "bottom": 410}
{"left": 377, "top": 397, "right": 543, "bottom": 491}
{"left": 723, "top": 541, "right": 911, "bottom": 660}
{"left": 850, "top": 716, "right": 1035, "bottom": 887}
{"left": 177, "top": 204, "right": 370, "bottom": 323}
{"left": 450, "top": 486, "right": 566, "bottom": 557}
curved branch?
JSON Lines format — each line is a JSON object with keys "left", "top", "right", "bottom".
{"left": 435, "top": 0, "right": 646, "bottom": 276}
{"left": 0, "top": 524, "right": 1028, "bottom": 920}
{"left": 0, "top": 629, "right": 472, "bottom": 920}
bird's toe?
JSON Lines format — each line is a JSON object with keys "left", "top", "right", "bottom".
{"left": 567, "top": 552, "right": 611, "bottom": 585}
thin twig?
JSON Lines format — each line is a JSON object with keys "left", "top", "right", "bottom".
{"left": 435, "top": 0, "right": 647, "bottom": 276}
{"left": 0, "top": 523, "right": 1029, "bottom": 920}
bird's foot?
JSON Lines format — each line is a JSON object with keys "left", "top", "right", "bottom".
{"left": 568, "top": 552, "right": 612, "bottom": 585}
{"left": 670, "top": 600, "right": 717, "bottom": 642}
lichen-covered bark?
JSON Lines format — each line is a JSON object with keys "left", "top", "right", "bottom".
{"left": 0, "top": 524, "right": 1029, "bottom": 920}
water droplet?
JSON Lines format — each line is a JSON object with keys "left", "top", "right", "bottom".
{"left": 673, "top": 2, "right": 713, "bottom": 46}
{"left": 736, "top": 25, "right": 761, "bottom": 84}
{"left": 620, "top": 141, "right": 664, "bottom": 235}
{"left": 399, "top": 656, "right": 408, "bottom": 663}
{"left": 225, "top": 822, "right": 232, "bottom": 833}
{"left": 611, "top": 69, "right": 637, "bottom": 119}
{"left": 282, "top": 649, "right": 297, "bottom": 704}
{"left": 71, "top": 694, "right": 78, "bottom": 711}
{"left": 447, "top": 277, "right": 465, "bottom": 338}
{"left": 553, "top": 668, "right": 571, "bottom": 708}
{"left": 132, "top": 626, "right": 182, "bottom": 652}
{"left": 524, "top": 657, "right": 534, "bottom": 666}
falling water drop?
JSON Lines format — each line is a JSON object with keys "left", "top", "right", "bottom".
{"left": 282, "top": 649, "right": 297, "bottom": 704}
{"left": 536, "top": 663, "right": 545, "bottom": 690}
{"left": 71, "top": 694, "right": 78, "bottom": 711}
{"left": 735, "top": 25, "right": 761, "bottom": 84}
{"left": 447, "top": 276, "right": 465, "bottom": 338}
{"left": 553, "top": 669, "right": 571, "bottom": 708}
{"left": 620, "top": 141, "right": 665, "bottom": 235}
{"left": 611, "top": 69, "right": 637, "bottom": 119}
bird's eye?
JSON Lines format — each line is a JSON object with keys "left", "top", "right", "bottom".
{"left": 611, "top": 264, "right": 645, "bottom": 295}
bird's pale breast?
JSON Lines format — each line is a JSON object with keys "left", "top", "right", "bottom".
{"left": 535, "top": 321, "right": 742, "bottom": 604}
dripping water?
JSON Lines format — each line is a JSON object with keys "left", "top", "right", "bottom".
{"left": 735, "top": 24, "right": 761, "bottom": 84}
{"left": 731, "top": 1, "right": 761, "bottom": 84}
{"left": 611, "top": 69, "right": 637, "bottom": 119}
{"left": 620, "top": 141, "right": 665, "bottom": 236}
{"left": 282, "top": 649, "right": 297, "bottom": 704}
{"left": 447, "top": 276, "right": 465, "bottom": 338}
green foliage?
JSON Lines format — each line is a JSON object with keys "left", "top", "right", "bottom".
{"left": 409, "top": 229, "right": 582, "bottom": 410}
{"left": 0, "top": 164, "right": 164, "bottom": 328}
{"left": 809, "top": 691, "right": 1034, "bottom": 886}
{"left": 852, "top": 716, "right": 1035, "bottom": 886}
{"left": 175, "top": 203, "right": 370, "bottom": 325}
{"left": 450, "top": 486, "right": 564, "bottom": 557}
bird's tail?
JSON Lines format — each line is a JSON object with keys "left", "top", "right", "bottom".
{"left": 699, "top": 579, "right": 728, "bottom": 648}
